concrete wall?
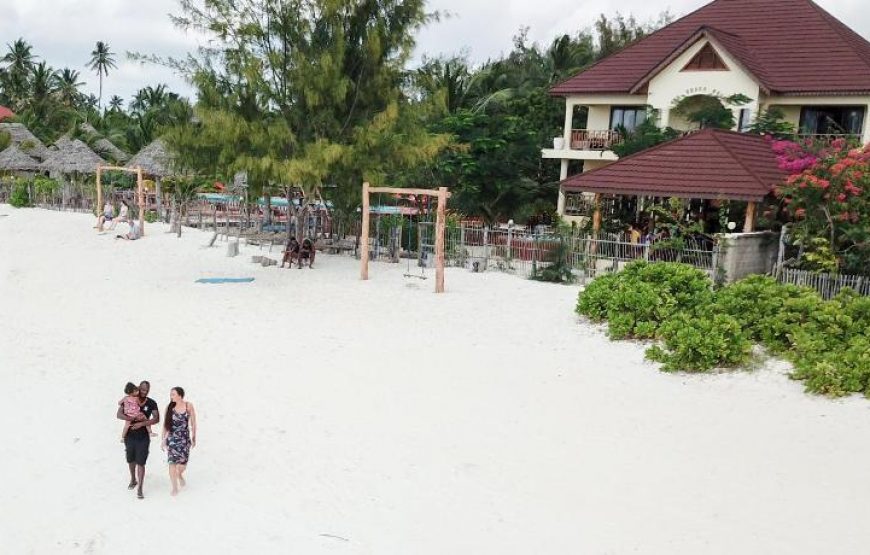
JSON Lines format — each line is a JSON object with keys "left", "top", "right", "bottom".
{"left": 716, "top": 231, "right": 779, "bottom": 283}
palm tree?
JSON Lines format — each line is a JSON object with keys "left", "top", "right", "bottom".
{"left": 108, "top": 95, "right": 124, "bottom": 112}
{"left": 54, "top": 68, "right": 84, "bottom": 107}
{"left": 2, "top": 38, "right": 36, "bottom": 109}
{"left": 2, "top": 38, "right": 35, "bottom": 74}
{"left": 29, "top": 62, "right": 55, "bottom": 104}
{"left": 87, "top": 41, "right": 117, "bottom": 110}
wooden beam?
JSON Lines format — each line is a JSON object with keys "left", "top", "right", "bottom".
{"left": 592, "top": 193, "right": 602, "bottom": 234}
{"left": 137, "top": 167, "right": 145, "bottom": 236}
{"left": 367, "top": 186, "right": 452, "bottom": 199}
{"left": 360, "top": 182, "right": 370, "bottom": 281}
{"left": 743, "top": 201, "right": 757, "bottom": 232}
{"left": 434, "top": 186, "right": 447, "bottom": 293}
{"left": 95, "top": 166, "right": 102, "bottom": 214}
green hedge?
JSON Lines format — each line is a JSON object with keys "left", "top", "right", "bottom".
{"left": 576, "top": 262, "right": 870, "bottom": 397}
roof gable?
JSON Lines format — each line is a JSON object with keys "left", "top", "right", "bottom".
{"left": 560, "top": 129, "right": 786, "bottom": 201}
{"left": 682, "top": 43, "right": 728, "bottom": 71}
{"left": 551, "top": 0, "right": 870, "bottom": 96}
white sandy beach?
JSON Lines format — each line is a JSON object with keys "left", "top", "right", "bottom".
{"left": 1, "top": 205, "right": 870, "bottom": 554}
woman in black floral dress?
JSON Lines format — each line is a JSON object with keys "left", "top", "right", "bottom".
{"left": 161, "top": 387, "right": 197, "bottom": 496}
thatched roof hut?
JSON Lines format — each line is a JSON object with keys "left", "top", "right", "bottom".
{"left": 0, "top": 122, "right": 51, "bottom": 161}
{"left": 0, "top": 144, "right": 42, "bottom": 172}
{"left": 40, "top": 138, "right": 106, "bottom": 174}
{"left": 126, "top": 139, "right": 174, "bottom": 177}
{"left": 79, "top": 123, "right": 129, "bottom": 163}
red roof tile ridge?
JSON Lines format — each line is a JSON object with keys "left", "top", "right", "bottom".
{"left": 628, "top": 26, "right": 770, "bottom": 95}
{"left": 805, "top": 0, "right": 870, "bottom": 70}
{"left": 561, "top": 130, "right": 710, "bottom": 182}
{"left": 707, "top": 129, "right": 774, "bottom": 190}
{"left": 550, "top": 0, "right": 730, "bottom": 95}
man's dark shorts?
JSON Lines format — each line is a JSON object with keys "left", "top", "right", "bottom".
{"left": 125, "top": 435, "right": 150, "bottom": 466}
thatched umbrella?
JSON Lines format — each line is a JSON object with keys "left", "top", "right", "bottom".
{"left": 79, "top": 123, "right": 129, "bottom": 163}
{"left": 0, "top": 122, "right": 51, "bottom": 161}
{"left": 126, "top": 139, "right": 175, "bottom": 217}
{"left": 40, "top": 138, "right": 107, "bottom": 208}
{"left": 125, "top": 138, "right": 173, "bottom": 177}
{"left": 40, "top": 138, "right": 106, "bottom": 174}
{"left": 0, "top": 144, "right": 42, "bottom": 172}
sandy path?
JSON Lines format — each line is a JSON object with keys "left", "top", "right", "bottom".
{"left": 0, "top": 206, "right": 868, "bottom": 554}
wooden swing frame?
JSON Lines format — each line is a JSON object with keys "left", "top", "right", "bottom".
{"left": 360, "top": 182, "right": 451, "bottom": 293}
{"left": 96, "top": 165, "right": 146, "bottom": 236}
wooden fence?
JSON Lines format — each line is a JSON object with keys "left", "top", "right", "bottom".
{"left": 776, "top": 267, "right": 870, "bottom": 299}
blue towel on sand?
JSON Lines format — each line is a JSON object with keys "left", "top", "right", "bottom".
{"left": 196, "top": 277, "right": 255, "bottom": 284}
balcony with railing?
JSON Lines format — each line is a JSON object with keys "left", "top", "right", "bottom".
{"left": 569, "top": 129, "right": 622, "bottom": 151}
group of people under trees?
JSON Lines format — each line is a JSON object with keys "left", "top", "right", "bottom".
{"left": 280, "top": 236, "right": 315, "bottom": 269}
{"left": 94, "top": 199, "right": 141, "bottom": 240}
{"left": 117, "top": 380, "right": 197, "bottom": 500}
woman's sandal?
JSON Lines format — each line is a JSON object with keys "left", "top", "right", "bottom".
{"left": 137, "top": 491, "right": 144, "bottom": 499}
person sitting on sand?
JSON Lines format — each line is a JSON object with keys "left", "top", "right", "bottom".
{"left": 281, "top": 237, "right": 300, "bottom": 268}
{"left": 95, "top": 201, "right": 114, "bottom": 232}
{"left": 120, "top": 382, "right": 153, "bottom": 441}
{"left": 298, "top": 237, "right": 315, "bottom": 269}
{"left": 116, "top": 219, "right": 141, "bottom": 241}
{"left": 110, "top": 200, "right": 130, "bottom": 230}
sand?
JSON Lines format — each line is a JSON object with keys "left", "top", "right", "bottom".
{"left": 1, "top": 205, "right": 869, "bottom": 554}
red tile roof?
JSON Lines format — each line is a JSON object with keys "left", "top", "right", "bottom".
{"left": 0, "top": 106, "right": 14, "bottom": 121}
{"left": 560, "top": 129, "right": 787, "bottom": 201}
{"left": 551, "top": 0, "right": 870, "bottom": 95}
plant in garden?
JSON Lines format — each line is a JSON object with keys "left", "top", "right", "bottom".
{"left": 9, "top": 178, "right": 30, "bottom": 207}
{"left": 646, "top": 313, "right": 751, "bottom": 373}
{"left": 774, "top": 138, "right": 870, "bottom": 273}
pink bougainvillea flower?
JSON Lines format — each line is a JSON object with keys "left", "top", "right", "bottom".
{"left": 837, "top": 193, "right": 847, "bottom": 202}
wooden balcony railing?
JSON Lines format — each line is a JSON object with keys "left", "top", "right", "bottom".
{"left": 570, "top": 129, "right": 622, "bottom": 151}
{"left": 795, "top": 132, "right": 862, "bottom": 143}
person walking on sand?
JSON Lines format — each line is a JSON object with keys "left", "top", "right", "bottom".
{"left": 116, "top": 380, "right": 159, "bottom": 499}
{"left": 162, "top": 387, "right": 197, "bottom": 496}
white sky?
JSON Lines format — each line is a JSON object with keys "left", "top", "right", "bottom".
{"left": 0, "top": 0, "right": 867, "bottom": 105}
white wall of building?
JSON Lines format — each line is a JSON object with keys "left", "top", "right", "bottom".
{"left": 647, "top": 39, "right": 761, "bottom": 130}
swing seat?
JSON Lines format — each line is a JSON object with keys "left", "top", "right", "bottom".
{"left": 403, "top": 273, "right": 427, "bottom": 280}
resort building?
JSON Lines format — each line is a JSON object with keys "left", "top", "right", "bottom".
{"left": 544, "top": 0, "right": 870, "bottom": 221}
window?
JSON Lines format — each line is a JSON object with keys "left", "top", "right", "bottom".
{"left": 799, "top": 106, "right": 865, "bottom": 136}
{"left": 737, "top": 108, "right": 752, "bottom": 132}
{"left": 610, "top": 106, "right": 647, "bottom": 132}
{"left": 682, "top": 43, "right": 728, "bottom": 71}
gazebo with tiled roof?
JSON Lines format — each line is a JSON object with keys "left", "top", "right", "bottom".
{"left": 560, "top": 129, "right": 787, "bottom": 232}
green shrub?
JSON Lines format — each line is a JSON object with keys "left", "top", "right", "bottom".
{"left": 576, "top": 261, "right": 713, "bottom": 339}
{"left": 530, "top": 240, "right": 574, "bottom": 284}
{"left": 9, "top": 180, "right": 31, "bottom": 207}
{"left": 144, "top": 210, "right": 160, "bottom": 223}
{"left": 714, "top": 275, "right": 813, "bottom": 351}
{"left": 576, "top": 262, "right": 870, "bottom": 396}
{"left": 646, "top": 313, "right": 752, "bottom": 373}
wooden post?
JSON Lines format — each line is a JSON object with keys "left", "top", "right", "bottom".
{"left": 360, "top": 182, "right": 371, "bottom": 280}
{"left": 95, "top": 166, "right": 102, "bottom": 214}
{"left": 743, "top": 201, "right": 757, "bottom": 232}
{"left": 137, "top": 167, "right": 145, "bottom": 236}
{"left": 435, "top": 186, "right": 447, "bottom": 293}
{"left": 592, "top": 193, "right": 602, "bottom": 234}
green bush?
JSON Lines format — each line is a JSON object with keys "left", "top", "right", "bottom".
{"left": 713, "top": 275, "right": 813, "bottom": 351}
{"left": 646, "top": 313, "right": 752, "bottom": 373}
{"left": 9, "top": 180, "right": 31, "bottom": 207}
{"left": 576, "top": 261, "right": 713, "bottom": 339}
{"left": 576, "top": 263, "right": 870, "bottom": 397}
